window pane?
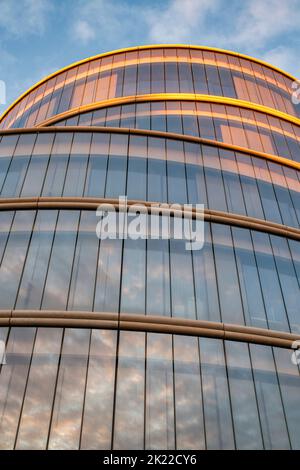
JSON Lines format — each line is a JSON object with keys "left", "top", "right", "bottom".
{"left": 113, "top": 331, "right": 145, "bottom": 449}
{"left": 48, "top": 328, "right": 90, "bottom": 450}
{"left": 146, "top": 333, "right": 175, "bottom": 449}
{"left": 81, "top": 329, "right": 117, "bottom": 449}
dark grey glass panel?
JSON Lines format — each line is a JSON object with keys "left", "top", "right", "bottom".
{"left": 251, "top": 231, "right": 290, "bottom": 332}
{"left": 146, "top": 239, "right": 170, "bottom": 316}
{"left": 21, "top": 133, "right": 55, "bottom": 197}
{"left": 166, "top": 140, "right": 187, "bottom": 204}
{"left": 94, "top": 239, "right": 123, "bottom": 312}
{"left": 202, "top": 145, "right": 227, "bottom": 212}
{"left": 127, "top": 135, "right": 147, "bottom": 200}
{"left": 84, "top": 133, "right": 110, "bottom": 197}
{"left": 185, "top": 142, "right": 207, "bottom": 205}
{"left": 0, "top": 211, "right": 14, "bottom": 262}
{"left": 250, "top": 344, "right": 290, "bottom": 449}
{"left": 16, "top": 210, "right": 58, "bottom": 309}
{"left": 211, "top": 224, "right": 245, "bottom": 324}
{"left": 199, "top": 337, "right": 234, "bottom": 449}
{"left": 274, "top": 347, "right": 300, "bottom": 449}
{"left": 147, "top": 137, "right": 167, "bottom": 202}
{"left": 192, "top": 223, "right": 220, "bottom": 322}
{"left": 63, "top": 133, "right": 92, "bottom": 196}
{"left": 113, "top": 331, "right": 145, "bottom": 449}
{"left": 0, "top": 135, "right": 19, "bottom": 191}
{"left": 145, "top": 333, "right": 175, "bottom": 449}
{"left": 121, "top": 239, "right": 146, "bottom": 314}
{"left": 174, "top": 335, "right": 205, "bottom": 449}
{"left": 1, "top": 134, "right": 36, "bottom": 197}
{"left": 42, "top": 133, "right": 73, "bottom": 197}
{"left": 68, "top": 211, "right": 99, "bottom": 311}
{"left": 0, "top": 327, "right": 36, "bottom": 449}
{"left": 105, "top": 133, "right": 128, "bottom": 198}
{"left": 81, "top": 329, "right": 117, "bottom": 449}
{"left": 232, "top": 227, "right": 268, "bottom": 328}
{"left": 42, "top": 211, "right": 80, "bottom": 310}
{"left": 170, "top": 239, "right": 196, "bottom": 319}
{"left": 48, "top": 328, "right": 90, "bottom": 450}
{"left": 15, "top": 328, "right": 63, "bottom": 449}
{"left": 0, "top": 210, "right": 35, "bottom": 308}
{"left": 270, "top": 235, "right": 300, "bottom": 333}
{"left": 225, "top": 341, "right": 263, "bottom": 449}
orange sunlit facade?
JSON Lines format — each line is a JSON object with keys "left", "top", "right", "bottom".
{"left": 0, "top": 45, "right": 299, "bottom": 450}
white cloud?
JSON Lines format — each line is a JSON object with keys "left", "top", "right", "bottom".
{"left": 146, "top": 0, "right": 220, "bottom": 43}
{"left": 73, "top": 19, "right": 96, "bottom": 44}
{"left": 226, "top": 0, "right": 300, "bottom": 49}
{"left": 0, "top": 0, "right": 52, "bottom": 36}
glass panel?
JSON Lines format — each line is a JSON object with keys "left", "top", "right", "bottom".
{"left": 225, "top": 341, "right": 263, "bottom": 449}
{"left": 145, "top": 333, "right": 175, "bottom": 449}
{"left": 113, "top": 331, "right": 145, "bottom": 449}
{"left": 15, "top": 328, "right": 63, "bottom": 449}
{"left": 105, "top": 133, "right": 128, "bottom": 198}
{"left": 146, "top": 239, "right": 170, "bottom": 316}
{"left": 199, "top": 337, "right": 234, "bottom": 449}
{"left": 68, "top": 211, "right": 99, "bottom": 311}
{"left": 193, "top": 223, "right": 220, "bottom": 321}
{"left": 174, "top": 335, "right": 205, "bottom": 449}
{"left": 0, "top": 327, "right": 36, "bottom": 449}
{"left": 170, "top": 239, "right": 196, "bottom": 319}
{"left": 211, "top": 224, "right": 244, "bottom": 324}
{"left": 63, "top": 132, "right": 92, "bottom": 196}
{"left": 0, "top": 210, "right": 35, "bottom": 309}
{"left": 121, "top": 239, "right": 146, "bottom": 314}
{"left": 81, "top": 329, "right": 117, "bottom": 449}
{"left": 0, "top": 135, "right": 19, "bottom": 192}
{"left": 84, "top": 132, "right": 110, "bottom": 197}
{"left": 42, "top": 211, "right": 80, "bottom": 310}
{"left": 127, "top": 135, "right": 147, "bottom": 200}
{"left": 48, "top": 328, "right": 90, "bottom": 450}
{"left": 21, "top": 133, "right": 55, "bottom": 197}
{"left": 1, "top": 134, "right": 36, "bottom": 197}
{"left": 251, "top": 231, "right": 289, "bottom": 331}
{"left": 16, "top": 210, "right": 58, "bottom": 309}
{"left": 42, "top": 133, "right": 73, "bottom": 197}
{"left": 250, "top": 344, "right": 290, "bottom": 449}
{"left": 232, "top": 227, "right": 268, "bottom": 328}
{"left": 147, "top": 137, "right": 167, "bottom": 203}
{"left": 94, "top": 238, "right": 122, "bottom": 313}
{"left": 274, "top": 347, "right": 300, "bottom": 449}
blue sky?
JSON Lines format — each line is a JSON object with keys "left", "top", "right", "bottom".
{"left": 0, "top": 0, "right": 300, "bottom": 115}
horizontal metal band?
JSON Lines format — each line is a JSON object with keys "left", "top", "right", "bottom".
{"left": 0, "top": 310, "right": 299, "bottom": 350}
{"left": 0, "top": 125, "right": 299, "bottom": 172}
{"left": 37, "top": 94, "right": 300, "bottom": 129}
{"left": 0, "top": 197, "right": 299, "bottom": 241}
{"left": 0, "top": 44, "right": 297, "bottom": 126}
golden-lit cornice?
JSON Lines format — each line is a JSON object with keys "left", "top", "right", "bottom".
{"left": 0, "top": 309, "right": 299, "bottom": 349}
{"left": 0, "top": 197, "right": 298, "bottom": 241}
{"left": 0, "top": 44, "right": 298, "bottom": 126}
{"left": 0, "top": 125, "right": 299, "bottom": 172}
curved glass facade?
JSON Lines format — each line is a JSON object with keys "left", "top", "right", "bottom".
{"left": 0, "top": 45, "right": 299, "bottom": 450}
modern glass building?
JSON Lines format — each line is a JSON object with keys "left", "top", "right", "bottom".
{"left": 0, "top": 45, "right": 300, "bottom": 450}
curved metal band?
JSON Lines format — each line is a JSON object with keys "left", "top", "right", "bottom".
{"left": 0, "top": 197, "right": 299, "bottom": 241}
{"left": 0, "top": 44, "right": 297, "bottom": 126}
{"left": 0, "top": 125, "right": 299, "bottom": 172}
{"left": 0, "top": 310, "right": 299, "bottom": 350}
{"left": 37, "top": 93, "right": 300, "bottom": 129}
